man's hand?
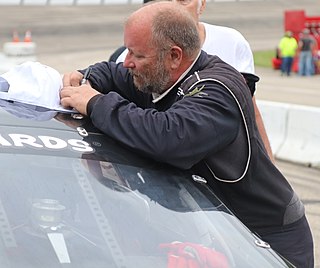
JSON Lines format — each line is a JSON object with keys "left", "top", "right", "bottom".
{"left": 60, "top": 84, "right": 100, "bottom": 115}
{"left": 62, "top": 71, "right": 83, "bottom": 87}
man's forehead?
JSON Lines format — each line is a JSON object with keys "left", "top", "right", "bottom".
{"left": 124, "top": 20, "right": 151, "bottom": 47}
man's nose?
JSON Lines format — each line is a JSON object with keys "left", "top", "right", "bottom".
{"left": 123, "top": 53, "right": 135, "bottom": 69}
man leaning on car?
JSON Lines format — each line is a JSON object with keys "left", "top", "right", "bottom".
{"left": 60, "top": 2, "right": 314, "bottom": 267}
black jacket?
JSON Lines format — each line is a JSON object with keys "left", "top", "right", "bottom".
{"left": 83, "top": 51, "right": 304, "bottom": 234}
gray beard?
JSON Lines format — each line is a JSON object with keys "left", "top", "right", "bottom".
{"left": 137, "top": 72, "right": 170, "bottom": 95}
{"left": 130, "top": 59, "right": 171, "bottom": 95}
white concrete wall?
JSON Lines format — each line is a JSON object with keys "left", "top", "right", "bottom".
{"left": 257, "top": 100, "right": 320, "bottom": 168}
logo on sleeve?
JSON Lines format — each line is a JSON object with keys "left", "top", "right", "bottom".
{"left": 184, "top": 85, "right": 207, "bottom": 98}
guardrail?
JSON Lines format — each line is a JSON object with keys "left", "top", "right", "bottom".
{"left": 257, "top": 100, "right": 320, "bottom": 168}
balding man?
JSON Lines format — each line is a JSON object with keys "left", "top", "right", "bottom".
{"left": 60, "top": 2, "right": 313, "bottom": 267}
{"left": 114, "top": 0, "right": 274, "bottom": 162}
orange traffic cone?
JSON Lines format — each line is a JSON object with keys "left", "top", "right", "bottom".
{"left": 12, "top": 30, "right": 20, "bottom": 42}
{"left": 24, "top": 30, "right": 32, "bottom": 42}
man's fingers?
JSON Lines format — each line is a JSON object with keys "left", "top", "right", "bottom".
{"left": 62, "top": 73, "right": 71, "bottom": 87}
{"left": 60, "top": 86, "right": 75, "bottom": 108}
{"left": 60, "top": 86, "right": 72, "bottom": 98}
{"left": 60, "top": 96, "right": 72, "bottom": 109}
{"left": 62, "top": 71, "right": 83, "bottom": 87}
{"left": 60, "top": 84, "right": 98, "bottom": 116}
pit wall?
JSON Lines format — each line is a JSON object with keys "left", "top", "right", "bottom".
{"left": 257, "top": 100, "right": 320, "bottom": 168}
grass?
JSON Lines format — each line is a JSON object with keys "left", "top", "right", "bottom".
{"left": 253, "top": 49, "right": 276, "bottom": 68}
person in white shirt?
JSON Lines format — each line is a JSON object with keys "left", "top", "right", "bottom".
{"left": 201, "top": 22, "right": 254, "bottom": 73}
{"left": 115, "top": 0, "right": 274, "bottom": 162}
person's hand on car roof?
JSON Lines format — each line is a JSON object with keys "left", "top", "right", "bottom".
{"left": 62, "top": 70, "right": 83, "bottom": 87}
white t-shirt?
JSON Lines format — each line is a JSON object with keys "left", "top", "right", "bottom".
{"left": 116, "top": 22, "right": 254, "bottom": 74}
{"left": 201, "top": 23, "right": 254, "bottom": 74}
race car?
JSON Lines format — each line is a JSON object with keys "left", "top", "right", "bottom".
{"left": 0, "top": 101, "right": 294, "bottom": 267}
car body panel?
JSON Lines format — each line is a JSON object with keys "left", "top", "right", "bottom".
{"left": 0, "top": 103, "right": 294, "bottom": 267}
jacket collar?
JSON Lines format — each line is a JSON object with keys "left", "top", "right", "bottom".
{"left": 152, "top": 50, "right": 202, "bottom": 103}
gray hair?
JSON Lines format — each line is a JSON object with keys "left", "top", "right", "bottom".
{"left": 150, "top": 6, "right": 201, "bottom": 59}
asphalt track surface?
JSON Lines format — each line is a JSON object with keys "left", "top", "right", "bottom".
{"left": 0, "top": 0, "right": 320, "bottom": 266}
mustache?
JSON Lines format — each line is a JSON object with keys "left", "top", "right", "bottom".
{"left": 127, "top": 65, "right": 169, "bottom": 95}
{"left": 128, "top": 69, "right": 151, "bottom": 93}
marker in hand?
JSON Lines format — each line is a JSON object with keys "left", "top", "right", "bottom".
{"left": 81, "top": 67, "right": 92, "bottom": 85}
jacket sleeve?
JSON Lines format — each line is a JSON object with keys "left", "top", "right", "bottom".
{"left": 80, "top": 61, "right": 151, "bottom": 108}
{"left": 241, "top": 72, "right": 260, "bottom": 96}
{"left": 89, "top": 81, "right": 241, "bottom": 170}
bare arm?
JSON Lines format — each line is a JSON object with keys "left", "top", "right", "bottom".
{"left": 252, "top": 96, "right": 275, "bottom": 163}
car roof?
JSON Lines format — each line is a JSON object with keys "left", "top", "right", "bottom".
{"left": 0, "top": 102, "right": 155, "bottom": 167}
{"left": 0, "top": 102, "right": 294, "bottom": 267}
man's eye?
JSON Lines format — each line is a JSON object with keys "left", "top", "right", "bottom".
{"left": 135, "top": 55, "right": 145, "bottom": 59}
{"left": 128, "top": 50, "right": 144, "bottom": 59}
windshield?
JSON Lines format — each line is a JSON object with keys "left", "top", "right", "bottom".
{"left": 0, "top": 154, "right": 291, "bottom": 267}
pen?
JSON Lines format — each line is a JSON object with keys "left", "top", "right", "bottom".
{"left": 80, "top": 67, "right": 92, "bottom": 85}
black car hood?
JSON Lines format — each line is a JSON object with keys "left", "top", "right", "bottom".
{"left": 0, "top": 102, "right": 156, "bottom": 167}
{"left": 0, "top": 102, "right": 294, "bottom": 268}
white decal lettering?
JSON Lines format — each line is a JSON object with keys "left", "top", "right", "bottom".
{"left": 38, "top": 136, "right": 68, "bottom": 149}
{"left": 0, "top": 135, "right": 12, "bottom": 146}
{"left": 68, "top": 139, "right": 94, "bottom": 153}
{"left": 9, "top": 134, "right": 42, "bottom": 148}
{"left": 2, "top": 133, "right": 94, "bottom": 153}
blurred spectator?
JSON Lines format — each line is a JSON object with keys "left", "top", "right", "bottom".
{"left": 278, "top": 31, "right": 298, "bottom": 76}
{"left": 298, "top": 28, "right": 316, "bottom": 76}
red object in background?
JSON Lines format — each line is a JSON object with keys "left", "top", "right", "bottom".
{"left": 12, "top": 30, "right": 19, "bottom": 42}
{"left": 24, "top": 30, "right": 32, "bottom": 42}
{"left": 272, "top": 57, "right": 282, "bottom": 70}
{"left": 272, "top": 10, "right": 320, "bottom": 74}
{"left": 292, "top": 57, "right": 299, "bottom": 73}
{"left": 271, "top": 57, "right": 299, "bottom": 73}
{"left": 284, "top": 10, "right": 306, "bottom": 40}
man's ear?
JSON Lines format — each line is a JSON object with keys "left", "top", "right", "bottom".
{"left": 198, "top": 0, "right": 206, "bottom": 15}
{"left": 169, "top": 46, "right": 183, "bottom": 70}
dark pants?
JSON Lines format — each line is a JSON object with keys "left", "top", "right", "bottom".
{"left": 281, "top": 56, "right": 294, "bottom": 76}
{"left": 260, "top": 215, "right": 314, "bottom": 268}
